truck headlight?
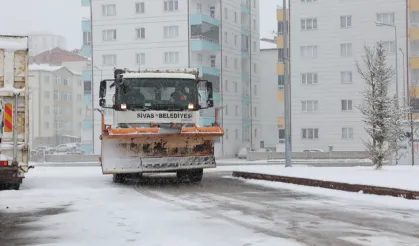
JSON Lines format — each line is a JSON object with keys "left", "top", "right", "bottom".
{"left": 188, "top": 103, "right": 194, "bottom": 110}
{"left": 120, "top": 104, "right": 127, "bottom": 109}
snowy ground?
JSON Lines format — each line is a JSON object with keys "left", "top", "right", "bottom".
{"left": 1, "top": 166, "right": 419, "bottom": 245}
{"left": 215, "top": 165, "right": 419, "bottom": 191}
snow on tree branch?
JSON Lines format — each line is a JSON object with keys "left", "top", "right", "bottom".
{"left": 356, "top": 42, "right": 409, "bottom": 169}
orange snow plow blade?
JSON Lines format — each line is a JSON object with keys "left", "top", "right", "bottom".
{"left": 100, "top": 125, "right": 224, "bottom": 174}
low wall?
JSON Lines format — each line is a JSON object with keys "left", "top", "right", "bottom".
{"left": 247, "top": 151, "right": 369, "bottom": 161}
{"left": 44, "top": 154, "right": 100, "bottom": 163}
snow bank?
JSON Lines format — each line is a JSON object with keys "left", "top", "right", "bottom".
{"left": 0, "top": 36, "right": 28, "bottom": 51}
{"left": 222, "top": 165, "right": 419, "bottom": 191}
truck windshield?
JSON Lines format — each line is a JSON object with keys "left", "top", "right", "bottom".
{"left": 116, "top": 78, "right": 198, "bottom": 110}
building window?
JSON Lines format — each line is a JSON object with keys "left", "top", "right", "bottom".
{"left": 234, "top": 35, "right": 238, "bottom": 46}
{"left": 196, "top": 3, "right": 202, "bottom": 13}
{"left": 278, "top": 21, "right": 289, "bottom": 34}
{"left": 253, "top": 63, "right": 257, "bottom": 73}
{"left": 278, "top": 128, "right": 285, "bottom": 140}
{"left": 84, "top": 81, "right": 92, "bottom": 94}
{"left": 234, "top": 81, "right": 238, "bottom": 93}
{"left": 302, "top": 128, "right": 319, "bottom": 140}
{"left": 54, "top": 90, "right": 58, "bottom": 100}
{"left": 340, "top": 71, "right": 352, "bottom": 83}
{"left": 163, "top": 26, "right": 179, "bottom": 38}
{"left": 341, "top": 100, "right": 353, "bottom": 111}
{"left": 135, "top": 2, "right": 145, "bottom": 13}
{"left": 301, "top": 72, "right": 318, "bottom": 84}
{"left": 77, "top": 94, "right": 82, "bottom": 101}
{"left": 300, "top": 45, "right": 317, "bottom": 57}
{"left": 234, "top": 11, "right": 238, "bottom": 23}
{"left": 136, "top": 53, "right": 145, "bottom": 65}
{"left": 235, "top": 105, "right": 239, "bottom": 116}
{"left": 224, "top": 32, "right": 228, "bottom": 44}
{"left": 377, "top": 12, "right": 395, "bottom": 25}
{"left": 102, "top": 54, "right": 117, "bottom": 66}
{"left": 253, "top": 106, "right": 257, "bottom": 117}
{"left": 340, "top": 16, "right": 352, "bottom": 28}
{"left": 225, "top": 104, "right": 228, "bottom": 115}
{"left": 340, "top": 43, "right": 352, "bottom": 56}
{"left": 102, "top": 29, "right": 117, "bottom": 41}
{"left": 102, "top": 4, "right": 116, "bottom": 16}
{"left": 302, "top": 100, "right": 318, "bottom": 112}
{"left": 44, "top": 122, "right": 49, "bottom": 129}
{"left": 301, "top": 18, "right": 318, "bottom": 30}
{"left": 164, "top": 0, "right": 178, "bottom": 11}
{"left": 278, "top": 75, "right": 284, "bottom": 89}
{"left": 253, "top": 19, "right": 257, "bottom": 30}
{"left": 83, "top": 32, "right": 92, "bottom": 45}
{"left": 342, "top": 127, "right": 354, "bottom": 139}
{"left": 224, "top": 7, "right": 228, "bottom": 19}
{"left": 254, "top": 128, "right": 258, "bottom": 138}
{"left": 235, "top": 129, "right": 239, "bottom": 140}
{"left": 164, "top": 52, "right": 179, "bottom": 64}
{"left": 253, "top": 85, "right": 257, "bottom": 96}
{"left": 55, "top": 76, "right": 61, "bottom": 85}
{"left": 382, "top": 41, "right": 395, "bottom": 54}
{"left": 278, "top": 48, "right": 288, "bottom": 62}
{"left": 225, "top": 129, "right": 229, "bottom": 139}
{"left": 136, "top": 28, "right": 145, "bottom": 39}
{"left": 63, "top": 78, "right": 69, "bottom": 86}
{"left": 234, "top": 58, "right": 238, "bottom": 69}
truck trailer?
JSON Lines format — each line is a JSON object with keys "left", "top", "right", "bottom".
{"left": 0, "top": 35, "right": 32, "bottom": 190}
{"left": 98, "top": 68, "right": 223, "bottom": 183}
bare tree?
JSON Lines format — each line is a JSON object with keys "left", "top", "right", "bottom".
{"left": 356, "top": 42, "right": 409, "bottom": 169}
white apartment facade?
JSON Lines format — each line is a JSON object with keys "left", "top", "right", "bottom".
{"left": 29, "top": 64, "right": 84, "bottom": 148}
{"left": 260, "top": 39, "right": 284, "bottom": 149}
{"left": 285, "top": 0, "right": 407, "bottom": 152}
{"left": 89, "top": 0, "right": 260, "bottom": 157}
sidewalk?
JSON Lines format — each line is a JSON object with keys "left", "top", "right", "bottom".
{"left": 228, "top": 165, "right": 419, "bottom": 200}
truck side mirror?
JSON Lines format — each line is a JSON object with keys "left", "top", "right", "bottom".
{"left": 99, "top": 99, "right": 106, "bottom": 107}
{"left": 206, "top": 81, "right": 214, "bottom": 108}
{"left": 99, "top": 80, "right": 107, "bottom": 99}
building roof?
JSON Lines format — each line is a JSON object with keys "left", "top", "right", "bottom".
{"left": 29, "top": 63, "right": 82, "bottom": 76}
{"left": 260, "top": 39, "right": 277, "bottom": 50}
{"left": 32, "top": 47, "right": 89, "bottom": 62}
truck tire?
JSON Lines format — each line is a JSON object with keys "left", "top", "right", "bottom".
{"left": 11, "top": 183, "right": 20, "bottom": 190}
{"left": 176, "top": 170, "right": 189, "bottom": 182}
{"left": 112, "top": 174, "right": 125, "bottom": 184}
{"left": 187, "top": 169, "right": 203, "bottom": 183}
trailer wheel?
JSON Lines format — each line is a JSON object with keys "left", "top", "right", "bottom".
{"left": 11, "top": 183, "right": 20, "bottom": 190}
{"left": 188, "top": 169, "right": 203, "bottom": 183}
{"left": 112, "top": 174, "right": 125, "bottom": 184}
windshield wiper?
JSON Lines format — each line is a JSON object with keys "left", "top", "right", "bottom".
{"left": 151, "top": 104, "right": 187, "bottom": 111}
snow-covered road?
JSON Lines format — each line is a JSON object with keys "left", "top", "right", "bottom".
{"left": 1, "top": 166, "right": 419, "bottom": 246}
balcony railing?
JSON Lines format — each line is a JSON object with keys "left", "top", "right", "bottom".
{"left": 191, "top": 35, "right": 219, "bottom": 44}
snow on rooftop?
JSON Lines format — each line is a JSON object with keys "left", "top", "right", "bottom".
{"left": 0, "top": 36, "right": 28, "bottom": 51}
{"left": 29, "top": 64, "right": 63, "bottom": 72}
{"left": 260, "top": 40, "right": 277, "bottom": 50}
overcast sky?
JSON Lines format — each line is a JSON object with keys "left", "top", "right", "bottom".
{"left": 0, "top": 0, "right": 279, "bottom": 50}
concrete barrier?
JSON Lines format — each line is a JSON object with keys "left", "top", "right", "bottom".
{"left": 247, "top": 151, "right": 369, "bottom": 161}
{"left": 232, "top": 171, "right": 419, "bottom": 200}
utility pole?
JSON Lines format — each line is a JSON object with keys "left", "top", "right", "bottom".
{"left": 282, "top": 0, "right": 292, "bottom": 167}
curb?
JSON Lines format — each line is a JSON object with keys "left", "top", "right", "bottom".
{"left": 232, "top": 171, "right": 419, "bottom": 200}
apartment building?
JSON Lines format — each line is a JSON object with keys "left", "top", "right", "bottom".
{"left": 29, "top": 64, "right": 84, "bottom": 148}
{"left": 277, "top": 0, "right": 407, "bottom": 152}
{"left": 259, "top": 39, "right": 284, "bottom": 149}
{"left": 81, "top": 0, "right": 94, "bottom": 153}
{"left": 408, "top": 1, "right": 419, "bottom": 115}
{"left": 27, "top": 33, "right": 67, "bottom": 56}
{"left": 83, "top": 0, "right": 260, "bottom": 157}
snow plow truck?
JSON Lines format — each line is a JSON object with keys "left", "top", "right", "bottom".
{"left": 98, "top": 68, "right": 223, "bottom": 183}
{"left": 0, "top": 35, "right": 33, "bottom": 190}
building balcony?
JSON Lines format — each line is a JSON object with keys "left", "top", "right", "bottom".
{"left": 81, "top": 19, "right": 91, "bottom": 32}
{"left": 213, "top": 92, "right": 221, "bottom": 101}
{"left": 241, "top": 3, "right": 249, "bottom": 13}
{"left": 199, "top": 117, "right": 215, "bottom": 126}
{"left": 241, "top": 48, "right": 249, "bottom": 58}
{"left": 83, "top": 119, "right": 92, "bottom": 129}
{"left": 242, "top": 119, "right": 250, "bottom": 126}
{"left": 241, "top": 72, "right": 250, "bottom": 82}
{"left": 81, "top": 0, "right": 90, "bottom": 7}
{"left": 276, "top": 90, "right": 284, "bottom": 101}
{"left": 241, "top": 28, "right": 250, "bottom": 36}
{"left": 82, "top": 70, "right": 91, "bottom": 81}
{"left": 276, "top": 63, "right": 289, "bottom": 74}
{"left": 276, "top": 117, "right": 284, "bottom": 128}
{"left": 409, "top": 0, "right": 419, "bottom": 11}
{"left": 276, "top": 35, "right": 288, "bottom": 49}
{"left": 409, "top": 57, "right": 419, "bottom": 69}
{"left": 276, "top": 8, "right": 289, "bottom": 21}
{"left": 81, "top": 44, "right": 91, "bottom": 57}
{"left": 190, "top": 36, "right": 220, "bottom": 51}
{"left": 409, "top": 28, "right": 419, "bottom": 40}
{"left": 190, "top": 13, "right": 220, "bottom": 26}
{"left": 194, "top": 66, "right": 220, "bottom": 77}
{"left": 83, "top": 94, "right": 92, "bottom": 104}
{"left": 242, "top": 95, "right": 250, "bottom": 104}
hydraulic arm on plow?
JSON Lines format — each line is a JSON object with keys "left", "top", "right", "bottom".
{"left": 98, "top": 68, "right": 223, "bottom": 183}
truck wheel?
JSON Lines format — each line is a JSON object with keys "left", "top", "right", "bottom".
{"left": 112, "top": 174, "right": 125, "bottom": 184}
{"left": 188, "top": 169, "right": 203, "bottom": 183}
{"left": 11, "top": 184, "right": 20, "bottom": 190}
{"left": 176, "top": 170, "right": 189, "bottom": 182}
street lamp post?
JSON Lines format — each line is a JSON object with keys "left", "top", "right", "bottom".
{"left": 374, "top": 21, "right": 399, "bottom": 102}
{"left": 399, "top": 48, "right": 406, "bottom": 107}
